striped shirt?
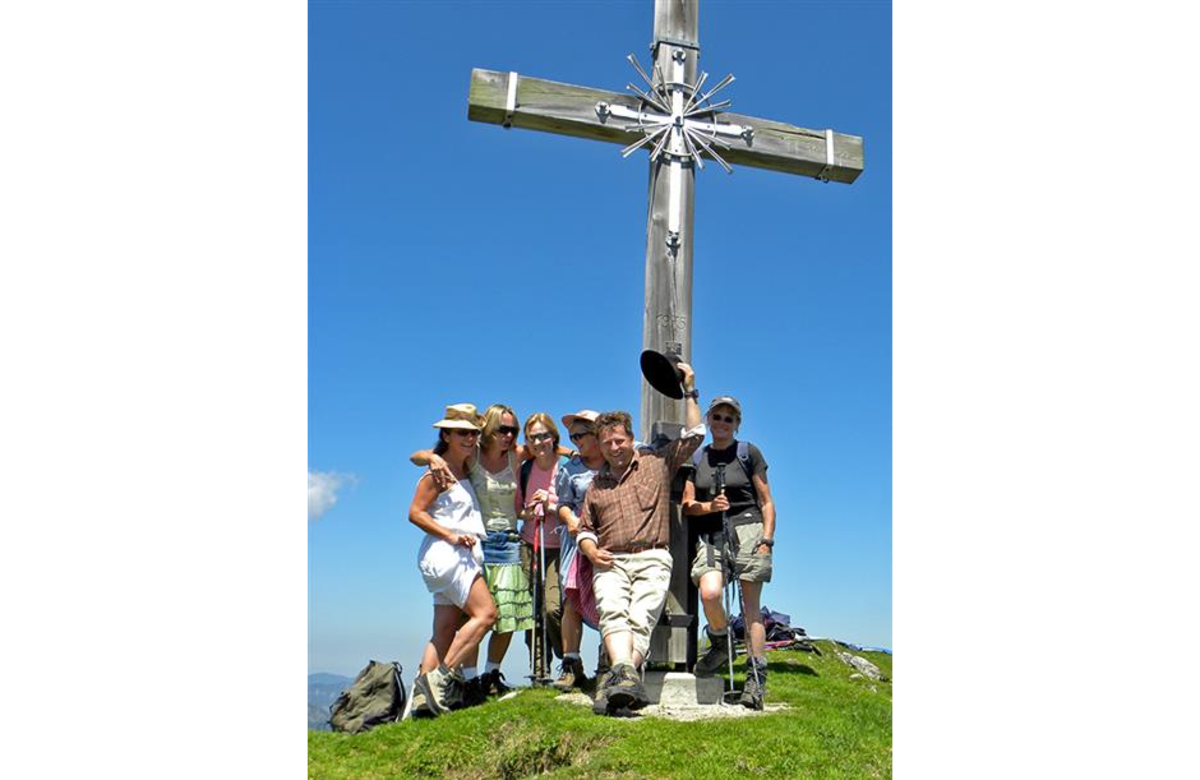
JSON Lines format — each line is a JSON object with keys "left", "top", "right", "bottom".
{"left": 577, "top": 425, "right": 705, "bottom": 553}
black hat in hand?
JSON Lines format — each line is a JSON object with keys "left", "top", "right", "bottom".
{"left": 640, "top": 349, "right": 684, "bottom": 399}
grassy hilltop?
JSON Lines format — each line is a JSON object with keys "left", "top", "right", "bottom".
{"left": 307, "top": 641, "right": 891, "bottom": 779}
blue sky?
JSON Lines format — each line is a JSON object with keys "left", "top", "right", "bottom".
{"left": 309, "top": 0, "right": 892, "bottom": 678}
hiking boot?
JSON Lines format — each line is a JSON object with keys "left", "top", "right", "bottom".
{"left": 461, "top": 675, "right": 488, "bottom": 708}
{"left": 440, "top": 667, "right": 467, "bottom": 711}
{"left": 413, "top": 664, "right": 464, "bottom": 715}
{"left": 552, "top": 657, "right": 587, "bottom": 692}
{"left": 410, "top": 673, "right": 435, "bottom": 717}
{"left": 590, "top": 644, "right": 610, "bottom": 695}
{"left": 694, "top": 629, "right": 731, "bottom": 677}
{"left": 591, "top": 668, "right": 614, "bottom": 715}
{"left": 604, "top": 663, "right": 648, "bottom": 712}
{"left": 740, "top": 659, "right": 767, "bottom": 711}
{"left": 481, "top": 668, "right": 511, "bottom": 697}
{"left": 629, "top": 663, "right": 650, "bottom": 710}
{"left": 403, "top": 678, "right": 426, "bottom": 720}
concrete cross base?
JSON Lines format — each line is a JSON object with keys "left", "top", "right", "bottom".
{"left": 642, "top": 671, "right": 726, "bottom": 706}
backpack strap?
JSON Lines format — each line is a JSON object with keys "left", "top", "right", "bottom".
{"left": 691, "top": 442, "right": 760, "bottom": 509}
{"left": 519, "top": 457, "right": 534, "bottom": 502}
{"left": 736, "top": 441, "right": 752, "bottom": 480}
{"left": 736, "top": 440, "right": 761, "bottom": 509}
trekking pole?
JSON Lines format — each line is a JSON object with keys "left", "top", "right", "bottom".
{"left": 538, "top": 503, "right": 550, "bottom": 683}
{"left": 529, "top": 503, "right": 550, "bottom": 686}
{"left": 734, "top": 556, "right": 764, "bottom": 708}
{"left": 715, "top": 465, "right": 738, "bottom": 703}
{"left": 530, "top": 535, "right": 540, "bottom": 681}
{"left": 530, "top": 506, "right": 541, "bottom": 684}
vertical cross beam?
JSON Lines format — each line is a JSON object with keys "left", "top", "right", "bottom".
{"left": 641, "top": 0, "right": 697, "bottom": 446}
{"left": 642, "top": 0, "right": 699, "bottom": 669}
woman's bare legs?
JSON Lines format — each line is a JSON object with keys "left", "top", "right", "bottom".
{"left": 698, "top": 570, "right": 727, "bottom": 630}
{"left": 561, "top": 600, "right": 582, "bottom": 656}
{"left": 420, "top": 604, "right": 465, "bottom": 674}
{"left": 487, "top": 631, "right": 513, "bottom": 664}
{"left": 740, "top": 579, "right": 765, "bottom": 658}
{"left": 442, "top": 576, "right": 498, "bottom": 669}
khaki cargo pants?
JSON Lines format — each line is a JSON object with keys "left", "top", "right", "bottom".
{"left": 592, "top": 548, "right": 673, "bottom": 662}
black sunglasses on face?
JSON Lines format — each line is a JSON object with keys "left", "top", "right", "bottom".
{"left": 452, "top": 428, "right": 480, "bottom": 437}
{"left": 569, "top": 431, "right": 593, "bottom": 443}
{"left": 497, "top": 426, "right": 519, "bottom": 436}
{"left": 710, "top": 414, "right": 738, "bottom": 424}
{"left": 528, "top": 432, "right": 554, "bottom": 443}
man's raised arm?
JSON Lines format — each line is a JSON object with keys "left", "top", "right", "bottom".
{"left": 664, "top": 361, "right": 705, "bottom": 471}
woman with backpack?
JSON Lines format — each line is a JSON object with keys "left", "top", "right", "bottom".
{"left": 515, "top": 412, "right": 567, "bottom": 686}
{"left": 407, "top": 404, "right": 497, "bottom": 716}
{"left": 681, "top": 395, "right": 777, "bottom": 710}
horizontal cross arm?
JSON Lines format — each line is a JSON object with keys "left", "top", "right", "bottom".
{"left": 467, "top": 68, "right": 863, "bottom": 184}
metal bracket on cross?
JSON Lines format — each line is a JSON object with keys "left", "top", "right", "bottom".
{"left": 593, "top": 53, "right": 754, "bottom": 175}
{"left": 503, "top": 71, "right": 519, "bottom": 128}
{"left": 816, "top": 128, "right": 836, "bottom": 183}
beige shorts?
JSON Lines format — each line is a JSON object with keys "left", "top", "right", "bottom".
{"left": 690, "top": 520, "right": 773, "bottom": 585}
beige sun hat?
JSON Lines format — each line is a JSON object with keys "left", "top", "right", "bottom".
{"left": 561, "top": 409, "right": 600, "bottom": 428}
{"left": 432, "top": 403, "right": 482, "bottom": 431}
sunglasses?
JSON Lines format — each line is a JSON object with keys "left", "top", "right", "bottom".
{"left": 569, "top": 431, "right": 594, "bottom": 443}
{"left": 452, "top": 428, "right": 480, "bottom": 437}
{"left": 528, "top": 432, "right": 554, "bottom": 444}
{"left": 496, "top": 426, "right": 519, "bottom": 436}
{"left": 710, "top": 414, "right": 738, "bottom": 424}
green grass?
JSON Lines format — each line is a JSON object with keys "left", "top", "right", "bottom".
{"left": 308, "top": 641, "right": 891, "bottom": 779}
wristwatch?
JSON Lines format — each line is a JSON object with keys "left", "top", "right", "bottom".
{"left": 682, "top": 388, "right": 699, "bottom": 400}
{"left": 759, "top": 538, "right": 775, "bottom": 548}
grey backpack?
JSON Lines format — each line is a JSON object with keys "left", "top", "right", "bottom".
{"left": 328, "top": 660, "right": 406, "bottom": 734}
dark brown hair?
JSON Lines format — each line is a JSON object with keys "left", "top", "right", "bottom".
{"left": 433, "top": 430, "right": 452, "bottom": 456}
{"left": 595, "top": 410, "right": 634, "bottom": 439}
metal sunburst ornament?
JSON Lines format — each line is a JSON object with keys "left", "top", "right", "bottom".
{"left": 595, "top": 52, "right": 754, "bottom": 173}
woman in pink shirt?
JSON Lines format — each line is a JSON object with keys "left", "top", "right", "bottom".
{"left": 516, "top": 412, "right": 566, "bottom": 683}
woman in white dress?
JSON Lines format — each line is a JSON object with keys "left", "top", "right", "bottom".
{"left": 407, "top": 404, "right": 497, "bottom": 716}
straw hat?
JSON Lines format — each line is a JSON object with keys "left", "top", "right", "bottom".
{"left": 432, "top": 403, "right": 482, "bottom": 431}
{"left": 561, "top": 409, "right": 600, "bottom": 428}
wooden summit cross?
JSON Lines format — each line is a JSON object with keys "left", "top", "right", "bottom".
{"left": 467, "top": 0, "right": 864, "bottom": 669}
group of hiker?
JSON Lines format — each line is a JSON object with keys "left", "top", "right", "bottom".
{"left": 404, "top": 363, "right": 778, "bottom": 718}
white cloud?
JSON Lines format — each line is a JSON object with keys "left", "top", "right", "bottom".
{"left": 309, "top": 470, "right": 353, "bottom": 522}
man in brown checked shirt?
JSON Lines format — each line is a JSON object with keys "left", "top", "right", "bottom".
{"left": 577, "top": 362, "right": 705, "bottom": 715}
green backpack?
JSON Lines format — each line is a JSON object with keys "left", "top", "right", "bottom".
{"left": 328, "top": 660, "right": 407, "bottom": 734}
